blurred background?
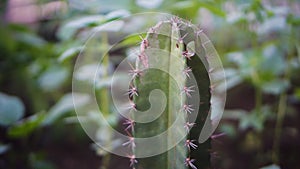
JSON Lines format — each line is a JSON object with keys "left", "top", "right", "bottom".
{"left": 0, "top": 0, "right": 300, "bottom": 169}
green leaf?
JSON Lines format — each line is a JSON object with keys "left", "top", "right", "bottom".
{"left": 15, "top": 32, "right": 46, "bottom": 47}
{"left": 295, "top": 88, "right": 300, "bottom": 100}
{"left": 260, "top": 44, "right": 285, "bottom": 75}
{"left": 37, "top": 65, "right": 68, "bottom": 91}
{"left": 29, "top": 153, "right": 56, "bottom": 169}
{"left": 261, "top": 79, "right": 289, "bottom": 95}
{"left": 0, "top": 92, "right": 25, "bottom": 126}
{"left": 42, "top": 93, "right": 90, "bottom": 126}
{"left": 8, "top": 113, "right": 45, "bottom": 138}
{"left": 136, "top": 0, "right": 163, "bottom": 9}
{"left": 57, "top": 15, "right": 105, "bottom": 40}
{"left": 223, "top": 68, "right": 243, "bottom": 90}
{"left": 58, "top": 46, "right": 83, "bottom": 63}
{"left": 239, "top": 107, "right": 273, "bottom": 131}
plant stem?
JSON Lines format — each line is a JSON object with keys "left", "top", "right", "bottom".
{"left": 252, "top": 70, "right": 262, "bottom": 116}
{"left": 99, "top": 32, "right": 111, "bottom": 169}
{"left": 272, "top": 93, "right": 287, "bottom": 164}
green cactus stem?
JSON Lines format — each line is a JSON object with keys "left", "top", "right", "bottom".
{"left": 124, "top": 17, "right": 212, "bottom": 169}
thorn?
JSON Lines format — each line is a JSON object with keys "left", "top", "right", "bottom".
{"left": 184, "top": 158, "right": 197, "bottom": 169}
{"left": 176, "top": 33, "right": 188, "bottom": 48}
{"left": 182, "top": 104, "right": 194, "bottom": 114}
{"left": 170, "top": 16, "right": 181, "bottom": 24}
{"left": 185, "top": 139, "right": 198, "bottom": 150}
{"left": 195, "top": 28, "right": 203, "bottom": 36}
{"left": 123, "top": 119, "right": 135, "bottom": 132}
{"left": 139, "top": 34, "right": 149, "bottom": 50}
{"left": 138, "top": 52, "right": 149, "bottom": 68}
{"left": 128, "top": 62, "right": 143, "bottom": 78}
{"left": 182, "top": 50, "right": 195, "bottom": 60}
{"left": 211, "top": 132, "right": 226, "bottom": 140}
{"left": 182, "top": 86, "right": 194, "bottom": 97}
{"left": 186, "top": 20, "right": 193, "bottom": 27}
{"left": 184, "top": 122, "right": 196, "bottom": 132}
{"left": 128, "top": 85, "right": 138, "bottom": 97}
{"left": 128, "top": 155, "right": 138, "bottom": 167}
{"left": 183, "top": 67, "right": 192, "bottom": 78}
{"left": 128, "top": 102, "right": 137, "bottom": 111}
{"left": 122, "top": 137, "right": 136, "bottom": 148}
{"left": 149, "top": 27, "right": 156, "bottom": 33}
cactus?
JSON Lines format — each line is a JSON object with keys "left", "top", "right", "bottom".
{"left": 123, "top": 17, "right": 212, "bottom": 169}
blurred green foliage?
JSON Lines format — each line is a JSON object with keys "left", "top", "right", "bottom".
{"left": 0, "top": 0, "right": 299, "bottom": 169}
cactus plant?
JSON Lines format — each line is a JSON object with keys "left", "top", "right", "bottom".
{"left": 123, "top": 17, "right": 213, "bottom": 169}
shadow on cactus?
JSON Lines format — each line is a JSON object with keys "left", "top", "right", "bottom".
{"left": 72, "top": 13, "right": 226, "bottom": 169}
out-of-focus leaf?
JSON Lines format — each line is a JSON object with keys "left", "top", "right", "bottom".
{"left": 74, "top": 63, "right": 114, "bottom": 85}
{"left": 226, "top": 51, "right": 255, "bottom": 78}
{"left": 239, "top": 107, "right": 273, "bottom": 131}
{"left": 224, "top": 107, "right": 273, "bottom": 132}
{"left": 223, "top": 109, "right": 248, "bottom": 120}
{"left": 91, "top": 20, "right": 125, "bottom": 32}
{"left": 226, "top": 10, "right": 244, "bottom": 23}
{"left": 117, "top": 36, "right": 140, "bottom": 50}
{"left": 57, "top": 15, "right": 105, "bottom": 40}
{"left": 295, "top": 88, "right": 300, "bottom": 100}
{"left": 69, "top": 0, "right": 131, "bottom": 12}
{"left": 260, "top": 164, "right": 281, "bottom": 169}
{"left": 136, "top": 0, "right": 163, "bottom": 9}
{"left": 227, "top": 52, "right": 246, "bottom": 66}
{"left": 224, "top": 68, "right": 243, "bottom": 90}
{"left": 198, "top": 2, "right": 226, "bottom": 17}
{"left": 96, "top": 73, "right": 127, "bottom": 89}
{"left": 220, "top": 124, "right": 236, "bottom": 137}
{"left": 257, "top": 16, "right": 286, "bottom": 35}
{"left": 287, "top": 14, "right": 300, "bottom": 26}
{"left": 74, "top": 63, "right": 104, "bottom": 82}
{"left": 261, "top": 79, "right": 289, "bottom": 94}
{"left": 42, "top": 93, "right": 90, "bottom": 126}
{"left": 173, "top": 1, "right": 225, "bottom": 18}
{"left": 260, "top": 44, "right": 285, "bottom": 75}
{"left": 0, "top": 144, "right": 10, "bottom": 155}
{"left": 58, "top": 46, "right": 83, "bottom": 63}
{"left": 105, "top": 9, "right": 130, "bottom": 20}
{"left": 37, "top": 65, "right": 68, "bottom": 91}
{"left": 8, "top": 113, "right": 45, "bottom": 138}
{"left": 0, "top": 92, "right": 25, "bottom": 126}
{"left": 29, "top": 153, "right": 56, "bottom": 169}
{"left": 15, "top": 32, "right": 46, "bottom": 47}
